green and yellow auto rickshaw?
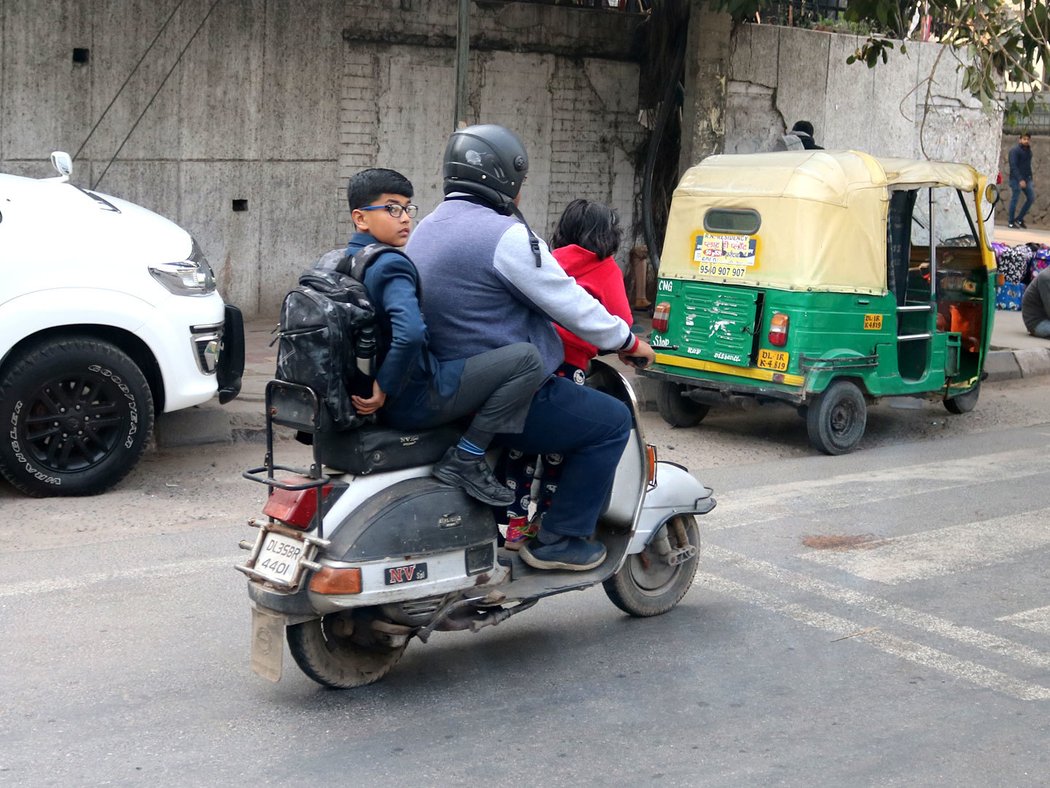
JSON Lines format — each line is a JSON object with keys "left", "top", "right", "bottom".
{"left": 642, "top": 151, "right": 997, "bottom": 454}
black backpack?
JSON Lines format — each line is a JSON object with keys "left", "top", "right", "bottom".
{"left": 274, "top": 244, "right": 409, "bottom": 430}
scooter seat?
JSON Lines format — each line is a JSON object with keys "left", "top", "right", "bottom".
{"left": 314, "top": 423, "right": 461, "bottom": 476}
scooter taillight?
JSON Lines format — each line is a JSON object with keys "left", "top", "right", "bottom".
{"left": 652, "top": 302, "right": 671, "bottom": 333}
{"left": 262, "top": 476, "right": 332, "bottom": 530}
{"left": 768, "top": 312, "right": 789, "bottom": 348}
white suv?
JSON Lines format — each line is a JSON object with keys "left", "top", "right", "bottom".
{"left": 0, "top": 152, "right": 243, "bottom": 496}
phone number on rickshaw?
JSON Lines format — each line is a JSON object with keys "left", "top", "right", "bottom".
{"left": 696, "top": 262, "right": 747, "bottom": 278}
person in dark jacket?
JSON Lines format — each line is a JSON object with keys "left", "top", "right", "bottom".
{"left": 776, "top": 120, "right": 823, "bottom": 151}
{"left": 345, "top": 168, "right": 545, "bottom": 506}
{"left": 790, "top": 120, "right": 823, "bottom": 150}
{"left": 1008, "top": 133, "right": 1034, "bottom": 229}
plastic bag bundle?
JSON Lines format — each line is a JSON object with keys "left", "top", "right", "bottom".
{"left": 997, "top": 244, "right": 1033, "bottom": 284}
{"left": 995, "top": 281, "right": 1025, "bottom": 311}
{"left": 1030, "top": 245, "right": 1050, "bottom": 279}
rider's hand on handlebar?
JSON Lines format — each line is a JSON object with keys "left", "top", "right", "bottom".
{"left": 618, "top": 337, "right": 655, "bottom": 369}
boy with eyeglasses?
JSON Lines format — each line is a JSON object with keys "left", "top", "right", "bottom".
{"left": 345, "top": 168, "right": 545, "bottom": 506}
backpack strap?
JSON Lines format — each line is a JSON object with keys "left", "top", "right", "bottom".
{"left": 349, "top": 243, "right": 422, "bottom": 301}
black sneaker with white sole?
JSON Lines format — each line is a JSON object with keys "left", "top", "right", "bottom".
{"left": 432, "top": 446, "right": 515, "bottom": 506}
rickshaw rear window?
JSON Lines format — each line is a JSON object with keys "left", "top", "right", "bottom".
{"left": 704, "top": 208, "right": 761, "bottom": 235}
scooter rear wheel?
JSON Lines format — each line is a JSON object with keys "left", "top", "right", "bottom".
{"left": 287, "top": 610, "right": 408, "bottom": 689}
{"left": 603, "top": 515, "right": 700, "bottom": 617}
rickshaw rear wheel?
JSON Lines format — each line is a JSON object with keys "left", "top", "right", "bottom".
{"left": 944, "top": 382, "right": 980, "bottom": 414}
{"left": 657, "top": 382, "right": 710, "bottom": 428}
{"left": 807, "top": 380, "right": 866, "bottom": 455}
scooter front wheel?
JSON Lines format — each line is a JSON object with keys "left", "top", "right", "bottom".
{"left": 287, "top": 610, "right": 408, "bottom": 689}
{"left": 603, "top": 515, "right": 700, "bottom": 617}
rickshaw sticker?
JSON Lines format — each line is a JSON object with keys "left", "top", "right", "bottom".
{"left": 693, "top": 233, "right": 757, "bottom": 268}
{"left": 863, "top": 314, "right": 883, "bottom": 330}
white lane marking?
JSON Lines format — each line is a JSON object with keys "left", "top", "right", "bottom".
{"left": 798, "top": 509, "right": 1050, "bottom": 584}
{"left": 0, "top": 556, "right": 232, "bottom": 598}
{"left": 700, "top": 572, "right": 1050, "bottom": 702}
{"left": 706, "top": 544, "right": 1050, "bottom": 671}
{"left": 998, "top": 606, "right": 1050, "bottom": 635}
{"left": 707, "top": 449, "right": 1034, "bottom": 531}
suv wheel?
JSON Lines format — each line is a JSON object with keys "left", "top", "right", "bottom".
{"left": 0, "top": 338, "right": 155, "bottom": 496}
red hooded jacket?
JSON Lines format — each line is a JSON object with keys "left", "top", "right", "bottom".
{"left": 551, "top": 244, "right": 633, "bottom": 370}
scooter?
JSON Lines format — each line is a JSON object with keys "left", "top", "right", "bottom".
{"left": 237, "top": 360, "right": 715, "bottom": 689}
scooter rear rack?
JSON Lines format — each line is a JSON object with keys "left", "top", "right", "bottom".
{"left": 242, "top": 379, "right": 332, "bottom": 536}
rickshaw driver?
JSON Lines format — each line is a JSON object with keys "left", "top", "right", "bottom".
{"left": 406, "top": 124, "right": 656, "bottom": 572}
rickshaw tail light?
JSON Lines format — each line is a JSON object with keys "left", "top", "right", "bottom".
{"left": 768, "top": 313, "right": 789, "bottom": 347}
{"left": 652, "top": 302, "right": 671, "bottom": 333}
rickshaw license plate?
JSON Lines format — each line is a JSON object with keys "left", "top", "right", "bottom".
{"left": 385, "top": 562, "right": 428, "bottom": 585}
{"left": 757, "top": 349, "right": 789, "bottom": 371}
{"left": 255, "top": 531, "right": 305, "bottom": 585}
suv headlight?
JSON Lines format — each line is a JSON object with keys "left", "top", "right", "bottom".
{"left": 149, "top": 239, "right": 216, "bottom": 296}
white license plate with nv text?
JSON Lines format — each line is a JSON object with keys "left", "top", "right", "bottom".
{"left": 255, "top": 531, "right": 305, "bottom": 585}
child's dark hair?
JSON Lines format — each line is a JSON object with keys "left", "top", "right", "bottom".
{"left": 550, "top": 199, "right": 622, "bottom": 260}
{"left": 347, "top": 168, "right": 413, "bottom": 211}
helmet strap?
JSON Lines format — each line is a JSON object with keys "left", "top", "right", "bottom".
{"left": 508, "top": 202, "right": 543, "bottom": 268}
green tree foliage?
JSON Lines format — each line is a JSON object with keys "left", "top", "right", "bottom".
{"left": 712, "top": 0, "right": 1050, "bottom": 114}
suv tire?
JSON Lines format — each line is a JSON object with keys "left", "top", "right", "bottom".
{"left": 0, "top": 338, "right": 154, "bottom": 496}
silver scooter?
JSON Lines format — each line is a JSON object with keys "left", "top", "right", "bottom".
{"left": 237, "top": 360, "right": 715, "bottom": 689}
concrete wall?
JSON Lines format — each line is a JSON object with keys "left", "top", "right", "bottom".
{"left": 1, "top": 0, "right": 644, "bottom": 317}
{"left": 999, "top": 133, "right": 1049, "bottom": 229}
{"left": 722, "top": 24, "right": 1004, "bottom": 181}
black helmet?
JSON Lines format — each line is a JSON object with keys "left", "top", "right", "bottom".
{"left": 443, "top": 124, "right": 528, "bottom": 209}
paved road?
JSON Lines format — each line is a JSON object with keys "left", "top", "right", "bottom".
{"left": 2, "top": 383, "right": 1048, "bottom": 785}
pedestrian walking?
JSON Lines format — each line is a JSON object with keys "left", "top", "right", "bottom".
{"left": 1008, "top": 133, "right": 1035, "bottom": 229}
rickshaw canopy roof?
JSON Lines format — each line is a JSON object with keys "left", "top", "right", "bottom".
{"left": 662, "top": 151, "right": 986, "bottom": 295}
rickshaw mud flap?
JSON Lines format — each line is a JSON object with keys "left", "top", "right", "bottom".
{"left": 799, "top": 354, "right": 879, "bottom": 372}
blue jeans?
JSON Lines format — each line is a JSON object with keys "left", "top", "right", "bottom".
{"left": 1009, "top": 179, "right": 1035, "bottom": 223}
{"left": 497, "top": 376, "right": 631, "bottom": 538}
{"left": 1031, "top": 319, "right": 1050, "bottom": 339}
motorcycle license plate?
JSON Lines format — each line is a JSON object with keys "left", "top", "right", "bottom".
{"left": 254, "top": 531, "right": 305, "bottom": 585}
{"left": 385, "top": 562, "right": 428, "bottom": 585}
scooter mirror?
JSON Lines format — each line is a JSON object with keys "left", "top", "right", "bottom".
{"left": 983, "top": 183, "right": 1000, "bottom": 206}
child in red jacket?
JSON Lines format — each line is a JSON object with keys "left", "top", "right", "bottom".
{"left": 503, "top": 199, "right": 634, "bottom": 548}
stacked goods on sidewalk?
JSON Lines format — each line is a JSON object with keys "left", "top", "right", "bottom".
{"left": 993, "top": 242, "right": 1050, "bottom": 309}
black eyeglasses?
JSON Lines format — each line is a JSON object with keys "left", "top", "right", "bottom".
{"left": 360, "top": 203, "right": 418, "bottom": 219}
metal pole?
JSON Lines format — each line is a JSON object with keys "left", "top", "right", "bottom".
{"left": 454, "top": 0, "right": 470, "bottom": 130}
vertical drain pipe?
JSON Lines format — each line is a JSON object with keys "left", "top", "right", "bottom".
{"left": 453, "top": 0, "right": 470, "bottom": 130}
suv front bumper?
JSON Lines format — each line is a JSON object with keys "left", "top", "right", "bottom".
{"left": 216, "top": 304, "right": 244, "bottom": 404}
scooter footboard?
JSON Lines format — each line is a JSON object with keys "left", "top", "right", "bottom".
{"left": 626, "top": 462, "right": 715, "bottom": 554}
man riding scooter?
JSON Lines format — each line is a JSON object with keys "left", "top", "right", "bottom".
{"left": 406, "top": 124, "right": 656, "bottom": 572}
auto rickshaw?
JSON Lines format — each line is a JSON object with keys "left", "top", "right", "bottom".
{"left": 642, "top": 151, "right": 998, "bottom": 454}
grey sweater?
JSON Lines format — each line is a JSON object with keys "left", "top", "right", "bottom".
{"left": 406, "top": 198, "right": 632, "bottom": 375}
{"left": 1022, "top": 266, "right": 1050, "bottom": 333}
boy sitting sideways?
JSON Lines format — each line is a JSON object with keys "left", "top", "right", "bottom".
{"left": 345, "top": 168, "right": 545, "bottom": 506}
